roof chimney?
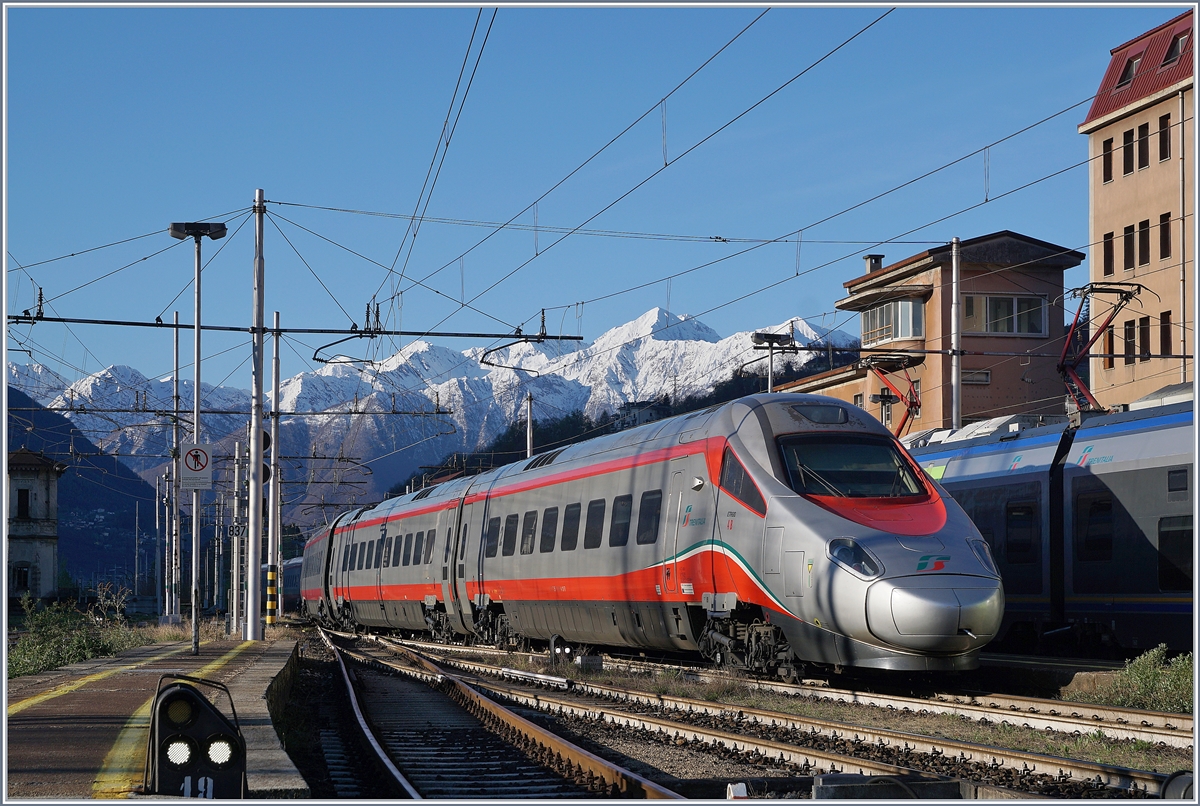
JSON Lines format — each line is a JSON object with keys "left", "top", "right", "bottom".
{"left": 863, "top": 254, "right": 884, "bottom": 274}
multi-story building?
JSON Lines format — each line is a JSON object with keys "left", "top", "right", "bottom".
{"left": 1079, "top": 10, "right": 1193, "bottom": 408}
{"left": 778, "top": 231, "right": 1083, "bottom": 432}
{"left": 8, "top": 448, "right": 66, "bottom": 601}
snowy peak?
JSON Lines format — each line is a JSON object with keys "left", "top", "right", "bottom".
{"left": 592, "top": 308, "right": 721, "bottom": 351}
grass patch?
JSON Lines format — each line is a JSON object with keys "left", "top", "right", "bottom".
{"left": 1071, "top": 645, "right": 1193, "bottom": 714}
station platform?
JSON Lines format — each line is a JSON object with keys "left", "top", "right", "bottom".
{"left": 6, "top": 637, "right": 309, "bottom": 799}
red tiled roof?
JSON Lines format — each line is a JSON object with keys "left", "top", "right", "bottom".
{"left": 1080, "top": 10, "right": 1193, "bottom": 128}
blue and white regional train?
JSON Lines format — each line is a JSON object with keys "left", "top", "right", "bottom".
{"left": 908, "top": 401, "right": 1193, "bottom": 655}
{"left": 301, "top": 393, "right": 1004, "bottom": 674}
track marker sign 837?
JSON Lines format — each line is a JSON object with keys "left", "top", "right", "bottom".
{"left": 180, "top": 444, "right": 213, "bottom": 490}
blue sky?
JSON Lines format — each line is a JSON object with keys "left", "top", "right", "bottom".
{"left": 4, "top": 4, "right": 1185, "bottom": 389}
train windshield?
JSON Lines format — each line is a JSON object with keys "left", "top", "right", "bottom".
{"left": 778, "top": 434, "right": 925, "bottom": 498}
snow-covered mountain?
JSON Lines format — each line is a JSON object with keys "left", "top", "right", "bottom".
{"left": 8, "top": 309, "right": 856, "bottom": 525}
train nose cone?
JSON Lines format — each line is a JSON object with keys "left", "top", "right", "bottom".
{"left": 866, "top": 576, "right": 1003, "bottom": 653}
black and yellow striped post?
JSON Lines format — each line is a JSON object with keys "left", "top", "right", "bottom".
{"left": 265, "top": 564, "right": 277, "bottom": 625}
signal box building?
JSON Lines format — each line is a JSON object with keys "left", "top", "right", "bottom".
{"left": 1079, "top": 10, "right": 1193, "bottom": 408}
{"left": 7, "top": 449, "right": 66, "bottom": 600}
{"left": 778, "top": 231, "right": 1084, "bottom": 433}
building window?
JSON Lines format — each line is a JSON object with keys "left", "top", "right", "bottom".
{"left": 860, "top": 299, "right": 924, "bottom": 347}
{"left": 1122, "top": 129, "right": 1134, "bottom": 175}
{"left": 1102, "top": 232, "right": 1114, "bottom": 276}
{"left": 962, "top": 370, "right": 992, "bottom": 385}
{"left": 1123, "top": 320, "right": 1135, "bottom": 365}
{"left": 1160, "top": 114, "right": 1172, "bottom": 160}
{"left": 1102, "top": 138, "right": 1114, "bottom": 182}
{"left": 963, "top": 295, "right": 1046, "bottom": 335}
{"left": 1138, "top": 219, "right": 1151, "bottom": 265}
{"left": 1163, "top": 32, "right": 1189, "bottom": 66}
{"left": 1139, "top": 317, "right": 1151, "bottom": 361}
{"left": 1117, "top": 53, "right": 1141, "bottom": 86}
{"left": 1160, "top": 212, "right": 1172, "bottom": 259}
{"left": 12, "top": 564, "right": 30, "bottom": 592}
{"left": 1160, "top": 311, "right": 1172, "bottom": 356}
{"left": 1104, "top": 326, "right": 1115, "bottom": 369}
{"left": 16, "top": 488, "right": 30, "bottom": 519}
{"left": 1137, "top": 123, "right": 1150, "bottom": 169}
{"left": 880, "top": 399, "right": 892, "bottom": 426}
{"left": 852, "top": 393, "right": 864, "bottom": 408}
{"left": 1123, "top": 225, "right": 1135, "bottom": 269}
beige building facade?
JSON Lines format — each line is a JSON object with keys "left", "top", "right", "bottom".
{"left": 778, "top": 232, "right": 1083, "bottom": 434}
{"left": 1079, "top": 10, "right": 1193, "bottom": 408}
{"left": 8, "top": 449, "right": 66, "bottom": 600}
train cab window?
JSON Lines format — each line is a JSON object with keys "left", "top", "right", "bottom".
{"left": 342, "top": 545, "right": 352, "bottom": 572}
{"left": 484, "top": 518, "right": 501, "bottom": 558}
{"left": 584, "top": 499, "right": 606, "bottom": 549}
{"left": 540, "top": 507, "right": 559, "bottom": 553}
{"left": 561, "top": 504, "right": 581, "bottom": 551}
{"left": 374, "top": 539, "right": 385, "bottom": 568}
{"left": 502, "top": 514, "right": 520, "bottom": 556}
{"left": 520, "top": 511, "right": 538, "bottom": 555}
{"left": 778, "top": 436, "right": 923, "bottom": 501}
{"left": 609, "top": 496, "right": 633, "bottom": 547}
{"left": 412, "top": 532, "right": 424, "bottom": 566}
{"left": 383, "top": 535, "right": 393, "bottom": 567}
{"left": 1004, "top": 502, "right": 1039, "bottom": 564}
{"left": 402, "top": 533, "right": 414, "bottom": 566}
{"left": 1158, "top": 516, "right": 1193, "bottom": 591}
{"left": 636, "top": 490, "right": 664, "bottom": 545}
{"left": 1075, "top": 494, "right": 1113, "bottom": 562}
{"left": 720, "top": 448, "right": 767, "bottom": 515}
{"left": 1168, "top": 468, "right": 1189, "bottom": 493}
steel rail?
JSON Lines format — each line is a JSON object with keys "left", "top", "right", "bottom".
{"left": 316, "top": 629, "right": 422, "bottom": 798}
{"left": 420, "top": 650, "right": 1170, "bottom": 795}
{"left": 359, "top": 637, "right": 684, "bottom": 799}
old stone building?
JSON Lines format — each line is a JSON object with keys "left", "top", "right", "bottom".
{"left": 8, "top": 449, "right": 66, "bottom": 600}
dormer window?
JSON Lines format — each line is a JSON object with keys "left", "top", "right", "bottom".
{"left": 1163, "top": 32, "right": 1189, "bottom": 66}
{"left": 1117, "top": 53, "right": 1142, "bottom": 86}
{"left": 861, "top": 299, "right": 923, "bottom": 347}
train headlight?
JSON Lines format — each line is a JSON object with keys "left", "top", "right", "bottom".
{"left": 968, "top": 539, "right": 999, "bottom": 577}
{"left": 828, "top": 538, "right": 883, "bottom": 579}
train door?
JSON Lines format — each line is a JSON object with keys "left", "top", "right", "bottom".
{"left": 441, "top": 501, "right": 471, "bottom": 635}
{"left": 663, "top": 469, "right": 685, "bottom": 593}
{"left": 375, "top": 518, "right": 391, "bottom": 626}
{"left": 453, "top": 493, "right": 486, "bottom": 634}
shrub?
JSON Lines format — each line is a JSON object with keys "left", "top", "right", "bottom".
{"left": 1076, "top": 644, "right": 1193, "bottom": 714}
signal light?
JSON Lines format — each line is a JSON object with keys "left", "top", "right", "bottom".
{"left": 145, "top": 677, "right": 245, "bottom": 798}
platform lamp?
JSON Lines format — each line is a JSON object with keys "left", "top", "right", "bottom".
{"left": 751, "top": 331, "right": 794, "bottom": 393}
{"left": 169, "top": 221, "right": 227, "bottom": 656}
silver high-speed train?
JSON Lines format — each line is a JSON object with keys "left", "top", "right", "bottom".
{"left": 301, "top": 393, "right": 1004, "bottom": 673}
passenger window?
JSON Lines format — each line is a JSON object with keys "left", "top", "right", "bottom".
{"left": 412, "top": 532, "right": 424, "bottom": 566}
{"left": 1075, "top": 493, "right": 1113, "bottom": 562}
{"left": 584, "top": 499, "right": 606, "bottom": 549}
{"left": 520, "top": 511, "right": 538, "bottom": 555}
{"left": 636, "top": 490, "right": 663, "bottom": 545}
{"left": 460, "top": 523, "right": 470, "bottom": 559}
{"left": 383, "top": 535, "right": 393, "bottom": 567}
{"left": 402, "top": 533, "right": 414, "bottom": 566}
{"left": 342, "top": 545, "right": 352, "bottom": 572}
{"left": 720, "top": 447, "right": 767, "bottom": 516}
{"left": 609, "top": 495, "right": 633, "bottom": 546}
{"left": 502, "top": 514, "right": 520, "bottom": 556}
{"left": 1168, "top": 468, "right": 1189, "bottom": 492}
{"left": 484, "top": 518, "right": 501, "bottom": 558}
{"left": 540, "top": 507, "right": 559, "bottom": 553}
{"left": 1005, "top": 502, "right": 1038, "bottom": 564}
{"left": 561, "top": 503, "right": 581, "bottom": 551}
{"left": 1158, "top": 516, "right": 1193, "bottom": 591}
{"left": 354, "top": 543, "right": 364, "bottom": 570}
{"left": 374, "top": 539, "right": 385, "bottom": 568}
{"left": 444, "top": 529, "right": 453, "bottom": 563}
{"left": 365, "top": 540, "right": 375, "bottom": 570}
{"left": 426, "top": 531, "right": 439, "bottom": 564}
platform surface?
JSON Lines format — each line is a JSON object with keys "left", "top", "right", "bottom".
{"left": 6, "top": 637, "right": 309, "bottom": 799}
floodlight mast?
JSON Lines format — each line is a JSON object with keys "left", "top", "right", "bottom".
{"left": 169, "top": 221, "right": 227, "bottom": 656}
{"left": 751, "top": 331, "right": 795, "bottom": 393}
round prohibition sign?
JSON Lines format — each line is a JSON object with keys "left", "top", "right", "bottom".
{"left": 185, "top": 447, "right": 210, "bottom": 473}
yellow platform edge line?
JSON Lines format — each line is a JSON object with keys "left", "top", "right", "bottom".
{"left": 7, "top": 643, "right": 194, "bottom": 717}
{"left": 92, "top": 641, "right": 256, "bottom": 799}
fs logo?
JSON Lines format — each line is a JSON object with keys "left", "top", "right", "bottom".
{"left": 1076, "top": 445, "right": 1094, "bottom": 466}
{"left": 916, "top": 554, "right": 951, "bottom": 572}
{"left": 681, "top": 505, "right": 692, "bottom": 527}
{"left": 1009, "top": 455, "right": 1023, "bottom": 471}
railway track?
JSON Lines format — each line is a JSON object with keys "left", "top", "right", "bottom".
{"left": 388, "top": 640, "right": 1175, "bottom": 797}
{"left": 319, "top": 629, "right": 682, "bottom": 798}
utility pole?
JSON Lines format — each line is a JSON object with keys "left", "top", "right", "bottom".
{"left": 155, "top": 475, "right": 162, "bottom": 618}
{"left": 526, "top": 391, "right": 534, "bottom": 459}
{"left": 231, "top": 443, "right": 242, "bottom": 635}
{"left": 951, "top": 237, "right": 962, "bottom": 431}
{"left": 267, "top": 311, "right": 281, "bottom": 626}
{"left": 246, "top": 188, "right": 266, "bottom": 641}
{"left": 171, "top": 312, "right": 181, "bottom": 622}
{"left": 134, "top": 502, "right": 139, "bottom": 597}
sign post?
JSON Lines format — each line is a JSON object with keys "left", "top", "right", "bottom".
{"left": 180, "top": 444, "right": 213, "bottom": 491}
